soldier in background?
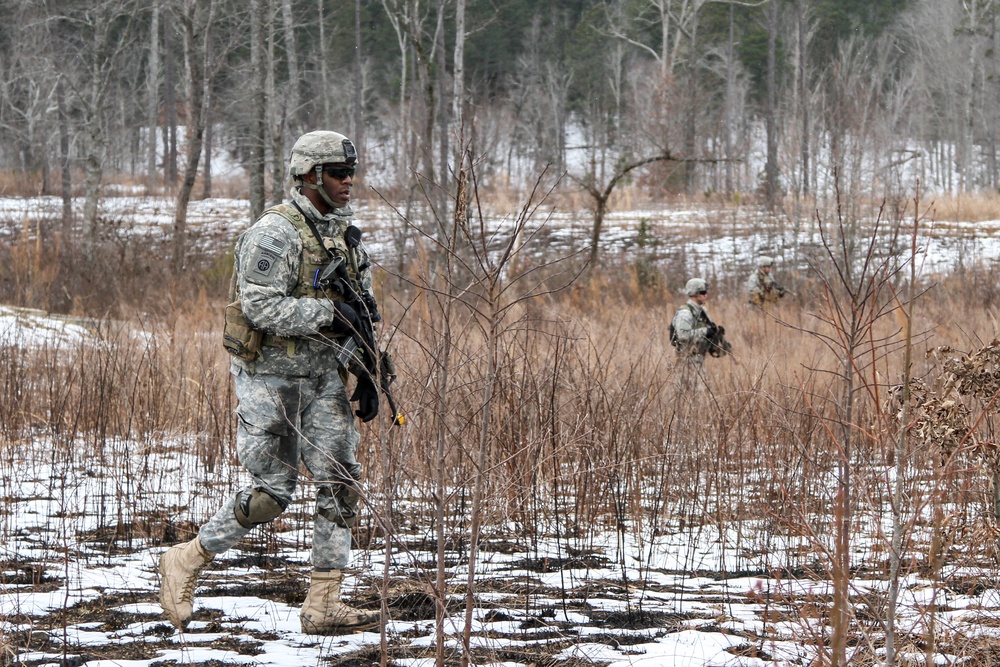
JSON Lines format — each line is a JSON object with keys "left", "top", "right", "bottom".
{"left": 746, "top": 256, "right": 787, "bottom": 307}
{"left": 670, "top": 278, "right": 732, "bottom": 389}
{"left": 159, "top": 130, "right": 382, "bottom": 635}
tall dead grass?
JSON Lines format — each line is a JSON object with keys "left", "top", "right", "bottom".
{"left": 4, "top": 188, "right": 1000, "bottom": 661}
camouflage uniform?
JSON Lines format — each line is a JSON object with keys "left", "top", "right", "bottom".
{"left": 198, "top": 187, "right": 375, "bottom": 571}
{"left": 672, "top": 278, "right": 713, "bottom": 391}
{"left": 746, "top": 257, "right": 786, "bottom": 307}
{"left": 672, "top": 300, "right": 711, "bottom": 362}
{"left": 160, "top": 130, "right": 382, "bottom": 635}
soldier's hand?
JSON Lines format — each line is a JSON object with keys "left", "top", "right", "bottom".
{"left": 350, "top": 372, "right": 380, "bottom": 422}
{"left": 705, "top": 323, "right": 718, "bottom": 340}
{"left": 329, "top": 301, "right": 362, "bottom": 337}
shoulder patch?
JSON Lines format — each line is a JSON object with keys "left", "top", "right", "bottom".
{"left": 247, "top": 235, "right": 286, "bottom": 284}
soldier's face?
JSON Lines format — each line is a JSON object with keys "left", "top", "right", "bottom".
{"left": 693, "top": 290, "right": 708, "bottom": 305}
{"left": 320, "top": 163, "right": 354, "bottom": 206}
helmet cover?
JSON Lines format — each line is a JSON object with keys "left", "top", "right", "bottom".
{"left": 685, "top": 278, "right": 708, "bottom": 296}
{"left": 288, "top": 130, "right": 358, "bottom": 177}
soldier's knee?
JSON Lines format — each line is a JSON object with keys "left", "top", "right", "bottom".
{"left": 234, "top": 488, "right": 287, "bottom": 529}
{"left": 317, "top": 482, "right": 360, "bottom": 529}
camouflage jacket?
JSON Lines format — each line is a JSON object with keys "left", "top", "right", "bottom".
{"left": 671, "top": 301, "right": 710, "bottom": 356}
{"left": 231, "top": 189, "right": 376, "bottom": 378}
{"left": 746, "top": 269, "right": 784, "bottom": 307}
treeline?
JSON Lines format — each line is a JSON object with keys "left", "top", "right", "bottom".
{"left": 0, "top": 0, "right": 994, "bottom": 227}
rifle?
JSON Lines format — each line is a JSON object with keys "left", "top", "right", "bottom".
{"left": 701, "top": 315, "right": 733, "bottom": 358}
{"left": 316, "top": 229, "right": 403, "bottom": 426}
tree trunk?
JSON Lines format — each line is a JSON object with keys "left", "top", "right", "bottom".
{"left": 798, "top": 0, "right": 809, "bottom": 197}
{"left": 173, "top": 0, "right": 213, "bottom": 276}
{"left": 164, "top": 9, "right": 178, "bottom": 187}
{"left": 57, "top": 78, "right": 72, "bottom": 232}
{"left": 319, "top": 0, "right": 330, "bottom": 125}
{"left": 268, "top": 8, "right": 284, "bottom": 206}
{"left": 436, "top": 0, "right": 449, "bottom": 192}
{"left": 724, "top": 3, "right": 734, "bottom": 194}
{"left": 202, "top": 97, "right": 213, "bottom": 199}
{"left": 249, "top": 0, "right": 268, "bottom": 220}
{"left": 683, "top": 18, "right": 699, "bottom": 194}
{"left": 281, "top": 0, "right": 301, "bottom": 137}
{"left": 82, "top": 119, "right": 104, "bottom": 254}
{"left": 147, "top": 5, "right": 160, "bottom": 188}
{"left": 764, "top": 0, "right": 779, "bottom": 210}
{"left": 353, "top": 0, "right": 365, "bottom": 156}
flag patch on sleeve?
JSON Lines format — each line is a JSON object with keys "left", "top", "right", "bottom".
{"left": 247, "top": 235, "right": 285, "bottom": 283}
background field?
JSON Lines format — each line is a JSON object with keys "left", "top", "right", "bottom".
{"left": 3, "top": 182, "right": 1000, "bottom": 666}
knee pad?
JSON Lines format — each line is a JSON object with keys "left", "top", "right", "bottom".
{"left": 317, "top": 483, "right": 360, "bottom": 529}
{"left": 234, "top": 489, "right": 287, "bottom": 529}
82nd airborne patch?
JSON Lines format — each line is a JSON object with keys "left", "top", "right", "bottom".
{"left": 247, "top": 235, "right": 286, "bottom": 284}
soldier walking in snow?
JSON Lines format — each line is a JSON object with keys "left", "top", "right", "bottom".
{"left": 159, "top": 130, "right": 388, "bottom": 635}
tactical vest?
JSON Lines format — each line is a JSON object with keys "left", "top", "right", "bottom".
{"left": 222, "top": 203, "right": 362, "bottom": 361}
{"left": 267, "top": 203, "right": 358, "bottom": 302}
{"left": 670, "top": 303, "right": 708, "bottom": 354}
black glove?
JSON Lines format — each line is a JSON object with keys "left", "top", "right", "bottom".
{"left": 705, "top": 322, "right": 718, "bottom": 340}
{"left": 329, "top": 301, "right": 362, "bottom": 338}
{"left": 350, "top": 372, "right": 379, "bottom": 422}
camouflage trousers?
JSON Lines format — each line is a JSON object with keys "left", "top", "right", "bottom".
{"left": 199, "top": 367, "right": 361, "bottom": 570}
{"left": 674, "top": 354, "right": 708, "bottom": 393}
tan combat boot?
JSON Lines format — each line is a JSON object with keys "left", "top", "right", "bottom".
{"left": 159, "top": 537, "right": 214, "bottom": 630}
{"left": 300, "top": 569, "right": 380, "bottom": 634}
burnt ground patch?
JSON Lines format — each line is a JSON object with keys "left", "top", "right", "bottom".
{"left": 507, "top": 554, "right": 611, "bottom": 572}
{"left": 0, "top": 559, "right": 62, "bottom": 591}
{"left": 323, "top": 641, "right": 589, "bottom": 667}
{"left": 590, "top": 609, "right": 694, "bottom": 631}
{"left": 48, "top": 592, "right": 161, "bottom": 630}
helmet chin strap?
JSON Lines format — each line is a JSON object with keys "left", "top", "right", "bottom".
{"left": 300, "top": 164, "right": 338, "bottom": 211}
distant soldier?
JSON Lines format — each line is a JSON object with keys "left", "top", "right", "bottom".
{"left": 746, "top": 256, "right": 786, "bottom": 307}
{"left": 670, "top": 278, "right": 732, "bottom": 389}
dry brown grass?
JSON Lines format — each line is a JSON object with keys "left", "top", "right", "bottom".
{"left": 905, "top": 191, "right": 1000, "bottom": 223}
{"left": 4, "top": 195, "right": 1000, "bottom": 658}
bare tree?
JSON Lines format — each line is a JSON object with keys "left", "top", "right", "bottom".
{"left": 353, "top": 0, "right": 366, "bottom": 156}
{"left": 57, "top": 78, "right": 72, "bottom": 229}
{"left": 163, "top": 7, "right": 178, "bottom": 186}
{"left": 52, "top": 0, "right": 142, "bottom": 252}
{"left": 249, "top": 0, "right": 268, "bottom": 220}
{"left": 146, "top": 4, "right": 160, "bottom": 188}
{"left": 571, "top": 153, "right": 679, "bottom": 267}
{"left": 280, "top": 0, "right": 301, "bottom": 138}
{"left": 172, "top": 0, "right": 216, "bottom": 275}
{"left": 764, "top": 0, "right": 779, "bottom": 210}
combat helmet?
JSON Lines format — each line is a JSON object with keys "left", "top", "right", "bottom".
{"left": 684, "top": 278, "right": 708, "bottom": 296}
{"left": 757, "top": 256, "right": 774, "bottom": 267}
{"left": 288, "top": 130, "right": 358, "bottom": 209}
{"left": 289, "top": 130, "right": 358, "bottom": 176}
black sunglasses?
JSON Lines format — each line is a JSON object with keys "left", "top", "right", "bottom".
{"left": 697, "top": 290, "right": 708, "bottom": 295}
{"left": 324, "top": 165, "right": 356, "bottom": 180}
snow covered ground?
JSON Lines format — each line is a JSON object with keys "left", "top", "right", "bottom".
{"left": 2, "top": 437, "right": 999, "bottom": 666}
{"left": 3, "top": 192, "right": 1000, "bottom": 288}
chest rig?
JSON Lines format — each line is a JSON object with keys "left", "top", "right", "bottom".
{"left": 222, "top": 204, "right": 362, "bottom": 362}
{"left": 267, "top": 203, "right": 359, "bottom": 301}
